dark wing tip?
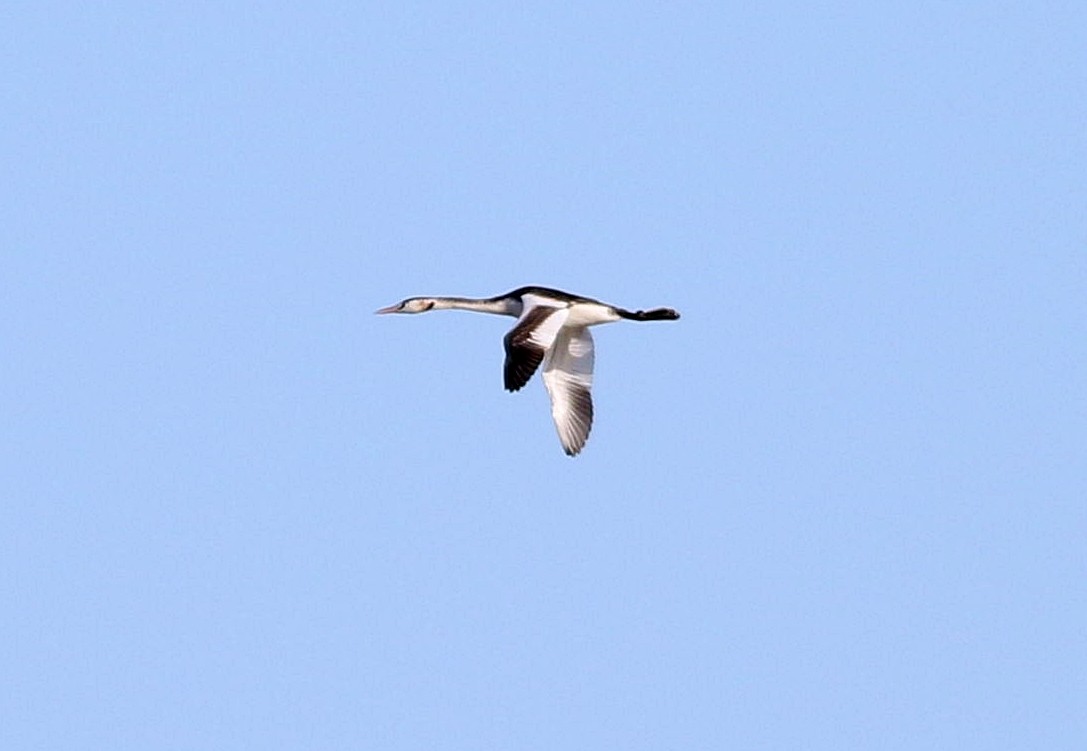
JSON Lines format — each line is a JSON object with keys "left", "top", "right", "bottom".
{"left": 504, "top": 307, "right": 559, "bottom": 391}
{"left": 504, "top": 346, "right": 544, "bottom": 391}
{"left": 558, "top": 386, "right": 593, "bottom": 456}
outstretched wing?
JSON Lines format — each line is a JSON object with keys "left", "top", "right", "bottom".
{"left": 542, "top": 327, "right": 595, "bottom": 456}
{"left": 503, "top": 304, "right": 569, "bottom": 392}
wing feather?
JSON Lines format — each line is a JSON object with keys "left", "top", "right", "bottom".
{"left": 503, "top": 304, "right": 569, "bottom": 391}
{"left": 542, "top": 327, "right": 595, "bottom": 456}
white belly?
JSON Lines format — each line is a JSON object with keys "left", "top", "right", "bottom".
{"left": 565, "top": 301, "right": 621, "bottom": 327}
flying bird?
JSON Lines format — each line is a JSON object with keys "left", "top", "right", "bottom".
{"left": 376, "top": 286, "right": 679, "bottom": 456}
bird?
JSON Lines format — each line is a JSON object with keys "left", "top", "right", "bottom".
{"left": 376, "top": 286, "right": 680, "bottom": 456}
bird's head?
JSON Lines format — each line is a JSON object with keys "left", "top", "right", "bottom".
{"left": 375, "top": 297, "right": 437, "bottom": 315}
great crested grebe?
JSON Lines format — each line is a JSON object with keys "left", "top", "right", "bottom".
{"left": 377, "top": 286, "right": 679, "bottom": 456}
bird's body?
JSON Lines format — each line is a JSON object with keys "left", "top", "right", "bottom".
{"left": 377, "top": 286, "right": 679, "bottom": 456}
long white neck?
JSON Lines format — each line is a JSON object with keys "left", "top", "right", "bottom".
{"left": 430, "top": 296, "right": 520, "bottom": 316}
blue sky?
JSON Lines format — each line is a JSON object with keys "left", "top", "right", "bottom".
{"left": 3, "top": 2, "right": 1085, "bottom": 748}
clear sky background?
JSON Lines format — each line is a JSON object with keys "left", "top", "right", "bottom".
{"left": 3, "top": 3, "right": 1085, "bottom": 749}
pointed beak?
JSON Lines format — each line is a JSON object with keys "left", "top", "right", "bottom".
{"left": 375, "top": 303, "right": 400, "bottom": 315}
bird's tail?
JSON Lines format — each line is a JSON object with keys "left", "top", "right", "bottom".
{"left": 617, "top": 307, "right": 680, "bottom": 321}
